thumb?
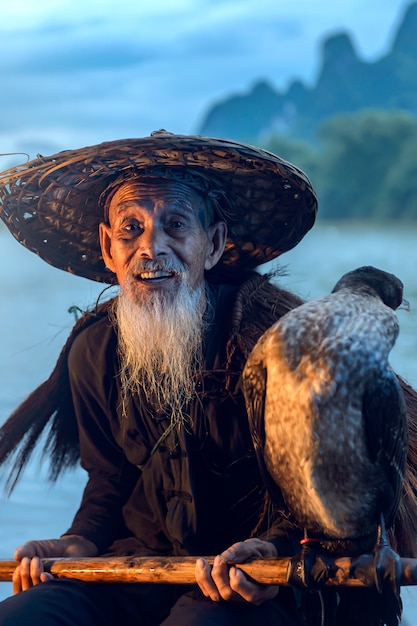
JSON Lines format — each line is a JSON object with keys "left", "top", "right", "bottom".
{"left": 40, "top": 572, "right": 55, "bottom": 582}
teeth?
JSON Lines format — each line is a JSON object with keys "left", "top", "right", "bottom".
{"left": 139, "top": 271, "right": 171, "bottom": 280}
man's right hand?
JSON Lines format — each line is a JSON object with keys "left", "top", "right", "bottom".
{"left": 12, "top": 535, "right": 98, "bottom": 594}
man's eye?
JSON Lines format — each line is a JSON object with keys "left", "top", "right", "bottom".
{"left": 168, "top": 220, "right": 184, "bottom": 229}
{"left": 123, "top": 222, "right": 142, "bottom": 232}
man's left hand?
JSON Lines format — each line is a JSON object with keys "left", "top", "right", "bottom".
{"left": 195, "top": 538, "right": 279, "bottom": 605}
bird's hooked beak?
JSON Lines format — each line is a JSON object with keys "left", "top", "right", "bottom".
{"left": 398, "top": 298, "right": 411, "bottom": 312}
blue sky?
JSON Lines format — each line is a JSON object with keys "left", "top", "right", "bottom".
{"left": 0, "top": 0, "right": 412, "bottom": 161}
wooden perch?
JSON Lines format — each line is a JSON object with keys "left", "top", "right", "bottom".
{"left": 1, "top": 555, "right": 417, "bottom": 587}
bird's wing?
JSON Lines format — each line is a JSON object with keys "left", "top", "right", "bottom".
{"left": 362, "top": 371, "right": 408, "bottom": 526}
{"left": 242, "top": 350, "right": 267, "bottom": 455}
{"left": 242, "top": 333, "right": 286, "bottom": 507}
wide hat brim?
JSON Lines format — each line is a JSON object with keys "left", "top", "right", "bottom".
{"left": 0, "top": 130, "right": 317, "bottom": 284}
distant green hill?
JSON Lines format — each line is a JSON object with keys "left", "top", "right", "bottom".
{"left": 199, "top": 2, "right": 417, "bottom": 142}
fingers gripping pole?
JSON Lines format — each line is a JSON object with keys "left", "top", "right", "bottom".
{"left": 1, "top": 555, "right": 417, "bottom": 586}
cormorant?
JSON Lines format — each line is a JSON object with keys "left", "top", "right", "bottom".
{"left": 243, "top": 266, "right": 409, "bottom": 626}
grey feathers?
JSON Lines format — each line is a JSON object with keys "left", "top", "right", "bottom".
{"left": 243, "top": 266, "right": 408, "bottom": 542}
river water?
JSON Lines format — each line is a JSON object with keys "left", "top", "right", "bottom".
{"left": 1, "top": 220, "right": 417, "bottom": 620}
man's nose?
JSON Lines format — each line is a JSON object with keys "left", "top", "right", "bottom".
{"left": 138, "top": 224, "right": 169, "bottom": 258}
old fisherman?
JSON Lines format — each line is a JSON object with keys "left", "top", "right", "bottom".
{"left": 0, "top": 131, "right": 416, "bottom": 626}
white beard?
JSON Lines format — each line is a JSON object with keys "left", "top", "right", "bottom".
{"left": 111, "top": 272, "right": 206, "bottom": 424}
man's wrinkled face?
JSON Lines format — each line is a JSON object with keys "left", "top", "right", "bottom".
{"left": 99, "top": 180, "right": 227, "bottom": 298}
{"left": 100, "top": 179, "right": 227, "bottom": 418}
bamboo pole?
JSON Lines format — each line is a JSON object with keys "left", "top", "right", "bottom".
{"left": 1, "top": 555, "right": 417, "bottom": 587}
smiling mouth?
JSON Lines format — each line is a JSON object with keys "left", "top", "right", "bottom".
{"left": 135, "top": 270, "right": 177, "bottom": 282}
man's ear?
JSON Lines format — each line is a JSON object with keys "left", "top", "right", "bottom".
{"left": 204, "top": 221, "right": 227, "bottom": 271}
{"left": 99, "top": 222, "right": 116, "bottom": 273}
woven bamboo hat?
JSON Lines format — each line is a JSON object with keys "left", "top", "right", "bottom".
{"left": 0, "top": 130, "right": 317, "bottom": 284}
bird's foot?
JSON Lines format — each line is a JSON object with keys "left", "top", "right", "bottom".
{"left": 287, "top": 540, "right": 335, "bottom": 591}
{"left": 352, "top": 516, "right": 402, "bottom": 597}
{"left": 350, "top": 541, "right": 403, "bottom": 626}
{"left": 350, "top": 536, "right": 402, "bottom": 597}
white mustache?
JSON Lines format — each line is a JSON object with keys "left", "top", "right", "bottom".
{"left": 128, "top": 259, "right": 185, "bottom": 277}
